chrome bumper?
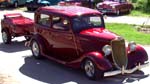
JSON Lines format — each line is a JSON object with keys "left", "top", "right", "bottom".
{"left": 104, "top": 62, "right": 149, "bottom": 77}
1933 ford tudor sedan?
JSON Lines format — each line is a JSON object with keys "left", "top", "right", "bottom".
{"left": 27, "top": 6, "right": 149, "bottom": 80}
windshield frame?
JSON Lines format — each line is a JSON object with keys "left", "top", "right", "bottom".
{"left": 71, "top": 14, "right": 105, "bottom": 33}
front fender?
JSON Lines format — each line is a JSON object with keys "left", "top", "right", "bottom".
{"left": 84, "top": 52, "right": 112, "bottom": 71}
{"left": 127, "top": 45, "right": 148, "bottom": 68}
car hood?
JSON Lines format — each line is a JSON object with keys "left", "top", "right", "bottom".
{"left": 80, "top": 28, "right": 118, "bottom": 41}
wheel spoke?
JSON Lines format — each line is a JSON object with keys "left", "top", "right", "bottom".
{"left": 85, "top": 60, "right": 95, "bottom": 77}
{"left": 32, "top": 41, "right": 39, "bottom": 57}
{"left": 2, "top": 32, "right": 7, "bottom": 43}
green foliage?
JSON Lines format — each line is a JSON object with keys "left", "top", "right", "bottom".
{"left": 135, "top": 0, "right": 150, "bottom": 13}
{"left": 131, "top": 0, "right": 138, "bottom": 3}
{"left": 94, "top": 0, "right": 103, "bottom": 4}
{"left": 129, "top": 10, "right": 150, "bottom": 17}
{"left": 106, "top": 23, "right": 150, "bottom": 45}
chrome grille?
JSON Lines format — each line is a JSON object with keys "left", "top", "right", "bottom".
{"left": 111, "top": 38, "right": 128, "bottom": 69}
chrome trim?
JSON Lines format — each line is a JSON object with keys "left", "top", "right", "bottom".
{"left": 111, "top": 38, "right": 128, "bottom": 69}
{"left": 104, "top": 62, "right": 149, "bottom": 77}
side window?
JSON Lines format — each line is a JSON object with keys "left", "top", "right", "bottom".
{"left": 38, "top": 14, "right": 50, "bottom": 27}
{"left": 52, "top": 16, "right": 69, "bottom": 31}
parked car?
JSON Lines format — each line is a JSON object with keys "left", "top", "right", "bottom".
{"left": 96, "top": 0, "right": 133, "bottom": 15}
{"left": 1, "top": 13, "right": 34, "bottom": 44}
{"left": 23, "top": 6, "right": 148, "bottom": 80}
{"left": 26, "top": 0, "right": 61, "bottom": 11}
{"left": 0, "top": 0, "right": 26, "bottom": 7}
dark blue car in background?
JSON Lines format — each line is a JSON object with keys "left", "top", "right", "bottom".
{"left": 26, "top": 0, "right": 61, "bottom": 11}
{"left": 0, "top": 0, "right": 26, "bottom": 7}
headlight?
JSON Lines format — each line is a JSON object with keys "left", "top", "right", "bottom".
{"left": 128, "top": 41, "right": 136, "bottom": 52}
{"left": 102, "top": 45, "right": 112, "bottom": 56}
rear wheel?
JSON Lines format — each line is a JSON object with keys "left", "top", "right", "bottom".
{"left": 83, "top": 59, "right": 103, "bottom": 80}
{"left": 27, "top": 7, "right": 33, "bottom": 11}
{"left": 2, "top": 30, "right": 11, "bottom": 44}
{"left": 31, "top": 40, "right": 42, "bottom": 59}
{"left": 128, "top": 9, "right": 131, "bottom": 14}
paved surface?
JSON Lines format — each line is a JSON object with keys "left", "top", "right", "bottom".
{"left": 106, "top": 16, "right": 150, "bottom": 25}
{"left": 0, "top": 8, "right": 150, "bottom": 84}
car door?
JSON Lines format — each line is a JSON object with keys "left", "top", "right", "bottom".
{"left": 49, "top": 15, "right": 78, "bottom": 62}
{"left": 35, "top": 12, "right": 54, "bottom": 55}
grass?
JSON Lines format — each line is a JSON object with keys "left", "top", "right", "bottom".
{"left": 106, "top": 23, "right": 150, "bottom": 45}
{"left": 129, "top": 10, "right": 150, "bottom": 17}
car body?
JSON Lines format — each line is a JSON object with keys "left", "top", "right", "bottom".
{"left": 96, "top": 0, "right": 133, "bottom": 15}
{"left": 0, "top": 0, "right": 26, "bottom": 7}
{"left": 58, "top": 0, "right": 94, "bottom": 8}
{"left": 1, "top": 13, "right": 34, "bottom": 44}
{"left": 26, "top": 6, "right": 148, "bottom": 80}
{"left": 26, "top": 0, "right": 61, "bottom": 11}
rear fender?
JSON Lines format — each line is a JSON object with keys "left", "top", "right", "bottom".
{"left": 83, "top": 52, "right": 112, "bottom": 71}
{"left": 30, "top": 34, "right": 48, "bottom": 54}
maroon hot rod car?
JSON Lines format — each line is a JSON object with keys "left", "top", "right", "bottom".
{"left": 96, "top": 0, "right": 133, "bottom": 15}
{"left": 24, "top": 6, "right": 149, "bottom": 80}
{"left": 1, "top": 13, "right": 34, "bottom": 44}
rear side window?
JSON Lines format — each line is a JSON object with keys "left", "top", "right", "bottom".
{"left": 52, "top": 16, "right": 69, "bottom": 31}
{"left": 38, "top": 14, "right": 50, "bottom": 27}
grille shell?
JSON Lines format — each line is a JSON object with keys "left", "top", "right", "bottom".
{"left": 111, "top": 38, "right": 128, "bottom": 69}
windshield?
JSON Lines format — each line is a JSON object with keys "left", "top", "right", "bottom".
{"left": 72, "top": 15, "right": 104, "bottom": 32}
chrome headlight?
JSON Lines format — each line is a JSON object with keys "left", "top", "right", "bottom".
{"left": 128, "top": 41, "right": 136, "bottom": 52}
{"left": 102, "top": 45, "right": 112, "bottom": 56}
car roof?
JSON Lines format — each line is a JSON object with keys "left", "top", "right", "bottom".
{"left": 39, "top": 6, "right": 101, "bottom": 17}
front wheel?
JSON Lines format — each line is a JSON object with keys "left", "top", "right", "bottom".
{"left": 116, "top": 10, "right": 120, "bottom": 15}
{"left": 83, "top": 59, "right": 103, "bottom": 80}
{"left": 2, "top": 30, "right": 11, "bottom": 44}
{"left": 31, "top": 40, "right": 42, "bottom": 59}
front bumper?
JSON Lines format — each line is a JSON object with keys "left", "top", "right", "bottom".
{"left": 104, "top": 62, "right": 149, "bottom": 77}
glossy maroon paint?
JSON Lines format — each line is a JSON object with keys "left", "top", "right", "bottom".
{"left": 30, "top": 6, "right": 148, "bottom": 72}
{"left": 96, "top": 0, "right": 133, "bottom": 14}
{"left": 1, "top": 13, "right": 34, "bottom": 37}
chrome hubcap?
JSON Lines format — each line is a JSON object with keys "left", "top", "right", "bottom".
{"left": 117, "top": 10, "right": 120, "bottom": 15}
{"left": 85, "top": 60, "right": 95, "bottom": 77}
{"left": 32, "top": 41, "right": 39, "bottom": 57}
{"left": 2, "top": 32, "right": 7, "bottom": 43}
